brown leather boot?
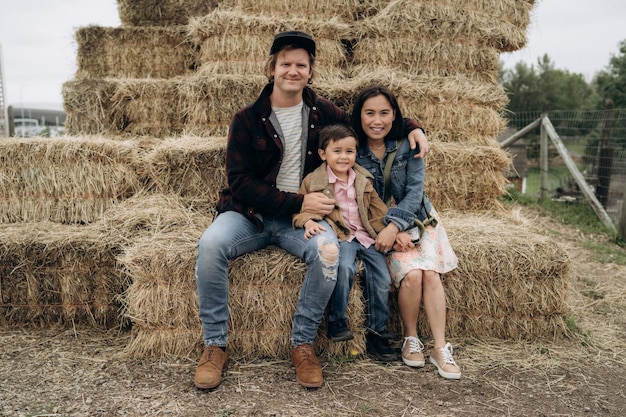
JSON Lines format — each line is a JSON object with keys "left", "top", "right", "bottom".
{"left": 194, "top": 346, "right": 228, "bottom": 389}
{"left": 291, "top": 344, "right": 323, "bottom": 388}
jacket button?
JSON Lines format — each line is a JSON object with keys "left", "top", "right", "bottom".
{"left": 310, "top": 124, "right": 314, "bottom": 128}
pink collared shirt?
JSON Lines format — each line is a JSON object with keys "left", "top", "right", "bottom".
{"left": 327, "top": 165, "right": 376, "bottom": 248}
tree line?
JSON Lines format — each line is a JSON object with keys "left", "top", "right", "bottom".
{"left": 500, "top": 39, "right": 626, "bottom": 116}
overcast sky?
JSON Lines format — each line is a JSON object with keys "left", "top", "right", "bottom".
{"left": 0, "top": 0, "right": 624, "bottom": 108}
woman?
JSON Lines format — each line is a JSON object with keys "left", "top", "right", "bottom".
{"left": 352, "top": 85, "right": 461, "bottom": 379}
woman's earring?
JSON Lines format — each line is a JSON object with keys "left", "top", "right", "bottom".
{"left": 308, "top": 78, "right": 313, "bottom": 85}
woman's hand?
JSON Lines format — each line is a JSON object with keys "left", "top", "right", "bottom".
{"left": 375, "top": 223, "right": 399, "bottom": 253}
{"left": 407, "top": 129, "right": 429, "bottom": 158}
{"left": 392, "top": 232, "right": 416, "bottom": 252}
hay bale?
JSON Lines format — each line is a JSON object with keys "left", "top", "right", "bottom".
{"left": 217, "top": 0, "right": 361, "bottom": 21}
{"left": 75, "top": 26, "right": 197, "bottom": 79}
{"left": 353, "top": 0, "right": 534, "bottom": 29}
{"left": 111, "top": 78, "right": 184, "bottom": 136}
{"left": 187, "top": 10, "right": 351, "bottom": 82}
{"left": 442, "top": 210, "right": 571, "bottom": 339}
{"left": 325, "top": 70, "right": 509, "bottom": 142}
{"left": 120, "top": 234, "right": 366, "bottom": 359}
{"left": 62, "top": 79, "right": 116, "bottom": 135}
{"left": 64, "top": 76, "right": 266, "bottom": 137}
{"left": 141, "top": 136, "right": 227, "bottom": 211}
{"left": 117, "top": 0, "right": 218, "bottom": 26}
{"left": 0, "top": 222, "right": 125, "bottom": 328}
{"left": 119, "top": 209, "right": 570, "bottom": 359}
{"left": 352, "top": 37, "right": 500, "bottom": 82}
{"left": 426, "top": 142, "right": 511, "bottom": 211}
{"left": 177, "top": 74, "right": 267, "bottom": 136}
{"left": 0, "top": 136, "right": 141, "bottom": 224}
{"left": 98, "top": 192, "right": 213, "bottom": 242}
{"left": 355, "top": 0, "right": 529, "bottom": 52}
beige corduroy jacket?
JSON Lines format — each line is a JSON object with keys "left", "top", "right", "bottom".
{"left": 293, "top": 162, "right": 388, "bottom": 242}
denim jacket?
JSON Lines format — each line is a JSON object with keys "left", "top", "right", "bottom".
{"left": 356, "top": 137, "right": 432, "bottom": 232}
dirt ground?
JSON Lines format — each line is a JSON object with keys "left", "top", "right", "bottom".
{"left": 1, "top": 207, "right": 625, "bottom": 417}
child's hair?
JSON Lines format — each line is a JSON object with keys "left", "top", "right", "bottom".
{"left": 318, "top": 124, "right": 358, "bottom": 150}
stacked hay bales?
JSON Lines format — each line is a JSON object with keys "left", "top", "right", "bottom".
{"left": 1, "top": 0, "right": 571, "bottom": 361}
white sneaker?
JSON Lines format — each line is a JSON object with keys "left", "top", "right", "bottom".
{"left": 401, "top": 336, "right": 425, "bottom": 367}
{"left": 429, "top": 342, "right": 461, "bottom": 380}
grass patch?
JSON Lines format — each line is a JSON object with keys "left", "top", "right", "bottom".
{"left": 502, "top": 187, "right": 626, "bottom": 264}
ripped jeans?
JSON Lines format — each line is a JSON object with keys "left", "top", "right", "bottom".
{"left": 195, "top": 211, "right": 339, "bottom": 347}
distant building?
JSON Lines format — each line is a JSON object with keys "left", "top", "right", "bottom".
{"left": 7, "top": 103, "right": 65, "bottom": 137}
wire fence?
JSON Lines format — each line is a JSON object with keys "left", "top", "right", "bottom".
{"left": 504, "top": 107, "right": 626, "bottom": 229}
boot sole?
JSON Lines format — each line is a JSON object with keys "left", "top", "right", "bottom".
{"left": 296, "top": 377, "right": 323, "bottom": 388}
{"left": 328, "top": 334, "right": 354, "bottom": 342}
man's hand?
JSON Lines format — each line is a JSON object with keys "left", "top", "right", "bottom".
{"left": 302, "top": 192, "right": 335, "bottom": 216}
{"left": 407, "top": 129, "right": 429, "bottom": 158}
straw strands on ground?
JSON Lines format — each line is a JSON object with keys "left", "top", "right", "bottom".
{"left": 75, "top": 26, "right": 197, "bottom": 79}
{"left": 0, "top": 136, "right": 141, "bottom": 224}
{"left": 117, "top": 0, "right": 218, "bottom": 26}
{"left": 0, "top": 222, "right": 124, "bottom": 328}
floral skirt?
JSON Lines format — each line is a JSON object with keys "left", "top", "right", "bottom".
{"left": 387, "top": 209, "right": 458, "bottom": 288}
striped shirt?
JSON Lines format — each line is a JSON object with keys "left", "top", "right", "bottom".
{"left": 273, "top": 102, "right": 303, "bottom": 193}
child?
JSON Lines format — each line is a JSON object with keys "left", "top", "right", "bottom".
{"left": 293, "top": 124, "right": 397, "bottom": 362}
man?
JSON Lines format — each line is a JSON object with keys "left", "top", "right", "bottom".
{"left": 194, "top": 31, "right": 428, "bottom": 390}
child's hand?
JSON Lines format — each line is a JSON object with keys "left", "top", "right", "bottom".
{"left": 304, "top": 220, "right": 326, "bottom": 240}
{"left": 392, "top": 232, "right": 415, "bottom": 252}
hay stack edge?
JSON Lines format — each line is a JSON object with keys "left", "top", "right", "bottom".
{"left": 1, "top": 0, "right": 571, "bottom": 360}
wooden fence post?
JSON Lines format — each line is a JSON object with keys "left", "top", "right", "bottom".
{"left": 542, "top": 117, "right": 616, "bottom": 232}
{"left": 540, "top": 113, "right": 549, "bottom": 202}
{"left": 596, "top": 99, "right": 615, "bottom": 207}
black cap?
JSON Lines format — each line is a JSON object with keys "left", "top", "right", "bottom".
{"left": 269, "top": 31, "right": 316, "bottom": 57}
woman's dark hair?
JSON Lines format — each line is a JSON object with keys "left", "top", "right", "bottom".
{"left": 318, "top": 124, "right": 358, "bottom": 150}
{"left": 351, "top": 84, "right": 404, "bottom": 149}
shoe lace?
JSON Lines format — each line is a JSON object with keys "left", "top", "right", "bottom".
{"left": 403, "top": 336, "right": 424, "bottom": 354}
{"left": 440, "top": 342, "right": 457, "bottom": 365}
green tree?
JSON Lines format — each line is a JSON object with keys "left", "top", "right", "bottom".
{"left": 594, "top": 39, "right": 626, "bottom": 109}
{"left": 501, "top": 54, "right": 598, "bottom": 115}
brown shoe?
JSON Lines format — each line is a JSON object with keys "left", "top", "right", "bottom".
{"left": 291, "top": 344, "right": 323, "bottom": 388}
{"left": 194, "top": 346, "right": 228, "bottom": 389}
{"left": 429, "top": 342, "right": 461, "bottom": 380}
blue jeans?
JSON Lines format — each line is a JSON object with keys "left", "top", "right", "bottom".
{"left": 195, "top": 211, "right": 339, "bottom": 347}
{"left": 327, "top": 239, "right": 392, "bottom": 333}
